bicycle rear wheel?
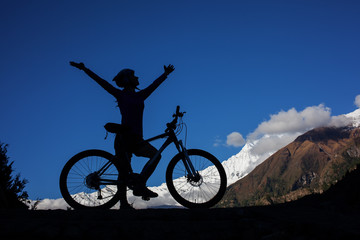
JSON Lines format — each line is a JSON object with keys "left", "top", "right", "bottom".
{"left": 59, "top": 149, "right": 121, "bottom": 209}
{"left": 166, "top": 149, "right": 227, "bottom": 208}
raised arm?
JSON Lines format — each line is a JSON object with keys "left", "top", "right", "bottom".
{"left": 140, "top": 64, "right": 175, "bottom": 99}
{"left": 70, "top": 61, "right": 118, "bottom": 96}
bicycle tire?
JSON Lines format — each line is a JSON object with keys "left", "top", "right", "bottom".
{"left": 59, "top": 149, "right": 121, "bottom": 209}
{"left": 166, "top": 149, "right": 227, "bottom": 208}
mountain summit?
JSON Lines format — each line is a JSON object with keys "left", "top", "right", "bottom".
{"left": 218, "top": 126, "right": 360, "bottom": 207}
{"left": 222, "top": 108, "right": 360, "bottom": 187}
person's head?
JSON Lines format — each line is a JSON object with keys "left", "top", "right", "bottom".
{"left": 113, "top": 68, "right": 139, "bottom": 89}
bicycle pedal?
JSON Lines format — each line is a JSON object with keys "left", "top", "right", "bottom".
{"left": 141, "top": 196, "right": 150, "bottom": 201}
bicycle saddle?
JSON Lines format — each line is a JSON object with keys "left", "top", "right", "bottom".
{"left": 104, "top": 122, "right": 128, "bottom": 133}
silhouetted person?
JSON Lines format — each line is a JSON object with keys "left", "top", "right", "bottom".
{"left": 70, "top": 61, "right": 174, "bottom": 209}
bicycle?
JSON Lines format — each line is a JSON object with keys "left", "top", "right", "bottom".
{"left": 59, "top": 106, "right": 227, "bottom": 209}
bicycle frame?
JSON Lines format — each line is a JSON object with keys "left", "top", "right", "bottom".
{"left": 60, "top": 105, "right": 227, "bottom": 209}
{"left": 143, "top": 128, "right": 197, "bottom": 178}
{"left": 96, "top": 123, "right": 197, "bottom": 186}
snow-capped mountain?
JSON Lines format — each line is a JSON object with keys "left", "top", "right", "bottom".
{"left": 221, "top": 108, "right": 360, "bottom": 188}
{"left": 345, "top": 108, "right": 360, "bottom": 127}
{"left": 34, "top": 182, "right": 181, "bottom": 210}
{"left": 222, "top": 141, "right": 274, "bottom": 186}
{"left": 33, "top": 108, "right": 360, "bottom": 210}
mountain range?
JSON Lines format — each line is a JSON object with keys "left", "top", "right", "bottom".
{"left": 218, "top": 118, "right": 360, "bottom": 207}
{"left": 34, "top": 109, "right": 360, "bottom": 209}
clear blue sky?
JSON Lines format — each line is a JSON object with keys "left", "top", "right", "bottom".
{"left": 1, "top": 0, "right": 359, "bottom": 200}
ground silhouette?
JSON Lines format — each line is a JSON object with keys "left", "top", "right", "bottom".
{"left": 1, "top": 165, "right": 360, "bottom": 239}
{"left": 0, "top": 203, "right": 359, "bottom": 239}
{"left": 2, "top": 163, "right": 360, "bottom": 239}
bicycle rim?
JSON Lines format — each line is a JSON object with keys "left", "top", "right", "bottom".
{"left": 166, "top": 149, "right": 227, "bottom": 208}
{"left": 60, "top": 150, "right": 121, "bottom": 209}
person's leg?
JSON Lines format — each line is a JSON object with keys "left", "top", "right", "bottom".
{"left": 135, "top": 143, "right": 161, "bottom": 181}
{"left": 132, "top": 141, "right": 161, "bottom": 198}
{"left": 114, "top": 134, "right": 133, "bottom": 209}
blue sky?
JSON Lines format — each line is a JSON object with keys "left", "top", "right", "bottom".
{"left": 1, "top": 0, "right": 359, "bottom": 200}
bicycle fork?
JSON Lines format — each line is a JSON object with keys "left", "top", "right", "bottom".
{"left": 176, "top": 140, "right": 198, "bottom": 180}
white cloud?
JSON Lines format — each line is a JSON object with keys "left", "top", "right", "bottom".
{"left": 355, "top": 95, "right": 360, "bottom": 108}
{"left": 329, "top": 114, "right": 352, "bottom": 127}
{"left": 249, "top": 104, "right": 332, "bottom": 139}
{"left": 220, "top": 104, "right": 352, "bottom": 152}
{"left": 226, "top": 132, "right": 245, "bottom": 147}
{"left": 247, "top": 104, "right": 352, "bottom": 156}
{"left": 249, "top": 133, "right": 300, "bottom": 156}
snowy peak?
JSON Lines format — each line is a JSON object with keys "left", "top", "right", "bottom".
{"left": 222, "top": 141, "right": 274, "bottom": 186}
{"left": 346, "top": 109, "right": 360, "bottom": 127}
{"left": 218, "top": 126, "right": 360, "bottom": 207}
{"left": 221, "top": 108, "right": 360, "bottom": 187}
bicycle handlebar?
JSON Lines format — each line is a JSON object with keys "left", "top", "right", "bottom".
{"left": 167, "top": 105, "right": 185, "bottom": 131}
{"left": 173, "top": 105, "right": 184, "bottom": 118}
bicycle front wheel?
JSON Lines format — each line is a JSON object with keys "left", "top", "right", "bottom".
{"left": 166, "top": 149, "right": 227, "bottom": 208}
{"left": 59, "top": 149, "right": 121, "bottom": 209}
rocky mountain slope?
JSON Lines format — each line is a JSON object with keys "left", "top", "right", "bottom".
{"left": 218, "top": 126, "right": 360, "bottom": 207}
{"left": 222, "top": 108, "right": 360, "bottom": 187}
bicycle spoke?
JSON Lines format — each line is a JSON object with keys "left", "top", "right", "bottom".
{"left": 167, "top": 150, "right": 226, "bottom": 207}
{"left": 61, "top": 150, "right": 121, "bottom": 209}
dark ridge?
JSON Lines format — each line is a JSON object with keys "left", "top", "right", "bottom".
{"left": 286, "top": 163, "right": 360, "bottom": 214}
{"left": 320, "top": 163, "right": 360, "bottom": 204}
{"left": 295, "top": 127, "right": 352, "bottom": 143}
{"left": 1, "top": 164, "right": 360, "bottom": 239}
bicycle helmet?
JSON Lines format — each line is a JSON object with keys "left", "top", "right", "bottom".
{"left": 113, "top": 68, "right": 135, "bottom": 88}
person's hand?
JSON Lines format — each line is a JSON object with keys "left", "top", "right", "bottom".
{"left": 164, "top": 64, "right": 175, "bottom": 75}
{"left": 70, "top": 61, "right": 85, "bottom": 70}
